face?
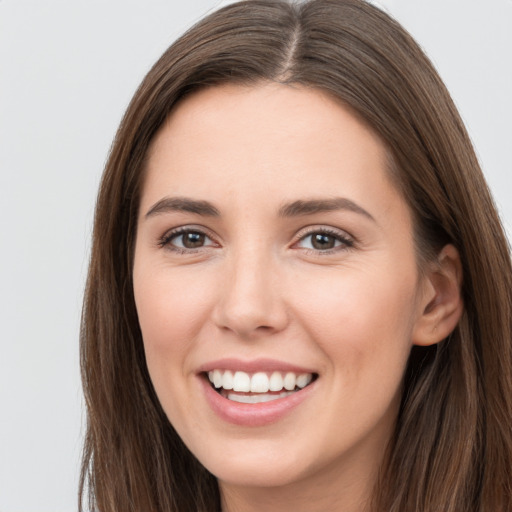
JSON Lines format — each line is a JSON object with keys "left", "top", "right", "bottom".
{"left": 133, "top": 83, "right": 430, "bottom": 499}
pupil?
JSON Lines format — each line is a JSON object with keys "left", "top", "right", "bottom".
{"left": 312, "top": 233, "right": 334, "bottom": 250}
{"left": 183, "top": 232, "right": 205, "bottom": 248}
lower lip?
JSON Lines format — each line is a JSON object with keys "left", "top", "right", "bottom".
{"left": 200, "top": 376, "right": 315, "bottom": 427}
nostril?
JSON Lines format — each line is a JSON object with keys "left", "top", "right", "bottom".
{"left": 211, "top": 279, "right": 289, "bottom": 338}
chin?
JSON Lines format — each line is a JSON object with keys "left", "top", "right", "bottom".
{"left": 188, "top": 436, "right": 305, "bottom": 487}
{"left": 213, "top": 461, "right": 307, "bottom": 489}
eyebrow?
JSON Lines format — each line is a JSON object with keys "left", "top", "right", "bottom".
{"left": 278, "top": 197, "right": 375, "bottom": 221}
{"left": 145, "top": 197, "right": 220, "bottom": 218}
{"left": 144, "top": 196, "right": 374, "bottom": 221}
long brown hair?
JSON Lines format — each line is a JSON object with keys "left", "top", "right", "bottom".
{"left": 80, "top": 1, "right": 512, "bottom": 510}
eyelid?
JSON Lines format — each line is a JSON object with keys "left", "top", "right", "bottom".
{"left": 158, "top": 224, "right": 220, "bottom": 251}
{"left": 292, "top": 225, "right": 355, "bottom": 252}
{"left": 156, "top": 223, "right": 355, "bottom": 254}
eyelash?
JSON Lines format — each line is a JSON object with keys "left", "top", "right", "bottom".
{"left": 294, "top": 227, "right": 354, "bottom": 255}
{"left": 158, "top": 226, "right": 355, "bottom": 255}
{"left": 158, "top": 227, "right": 217, "bottom": 254}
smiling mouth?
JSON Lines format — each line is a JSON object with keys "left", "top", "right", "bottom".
{"left": 207, "top": 370, "right": 317, "bottom": 404}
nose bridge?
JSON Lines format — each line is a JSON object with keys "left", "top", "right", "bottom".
{"left": 213, "top": 239, "right": 287, "bottom": 337}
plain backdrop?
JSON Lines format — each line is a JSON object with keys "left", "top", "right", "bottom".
{"left": 0, "top": 1, "right": 510, "bottom": 510}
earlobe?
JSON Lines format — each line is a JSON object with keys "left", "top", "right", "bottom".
{"left": 412, "top": 244, "right": 464, "bottom": 347}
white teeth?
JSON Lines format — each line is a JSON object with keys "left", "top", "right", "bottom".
{"left": 227, "top": 391, "right": 295, "bottom": 403}
{"left": 233, "top": 371, "right": 251, "bottom": 392}
{"left": 269, "top": 371, "right": 284, "bottom": 391}
{"left": 296, "top": 373, "right": 312, "bottom": 389}
{"left": 222, "top": 370, "right": 234, "bottom": 390}
{"left": 251, "top": 372, "right": 270, "bottom": 393}
{"left": 283, "top": 372, "right": 296, "bottom": 391}
{"left": 207, "top": 369, "right": 314, "bottom": 393}
{"left": 213, "top": 369, "right": 223, "bottom": 388}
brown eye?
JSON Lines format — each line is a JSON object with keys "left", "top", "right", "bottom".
{"left": 296, "top": 229, "right": 353, "bottom": 252}
{"left": 311, "top": 233, "right": 336, "bottom": 250}
{"left": 180, "top": 231, "right": 206, "bottom": 248}
{"left": 161, "top": 229, "right": 215, "bottom": 251}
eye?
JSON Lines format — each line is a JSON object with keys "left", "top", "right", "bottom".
{"left": 159, "top": 228, "right": 216, "bottom": 251}
{"left": 295, "top": 229, "right": 353, "bottom": 252}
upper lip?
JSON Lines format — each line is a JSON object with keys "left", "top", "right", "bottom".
{"left": 197, "top": 358, "right": 317, "bottom": 375}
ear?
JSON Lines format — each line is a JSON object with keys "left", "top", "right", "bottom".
{"left": 412, "top": 244, "right": 464, "bottom": 346}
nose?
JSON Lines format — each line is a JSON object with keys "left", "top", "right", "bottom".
{"left": 212, "top": 247, "right": 289, "bottom": 339}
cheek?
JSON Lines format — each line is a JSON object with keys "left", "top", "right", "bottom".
{"left": 133, "top": 264, "right": 218, "bottom": 408}
{"left": 293, "top": 263, "right": 419, "bottom": 379}
{"left": 134, "top": 265, "right": 214, "bottom": 348}
{"left": 133, "top": 264, "right": 221, "bottom": 429}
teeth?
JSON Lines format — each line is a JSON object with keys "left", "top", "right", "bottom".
{"left": 233, "top": 371, "right": 251, "bottom": 392}
{"left": 222, "top": 370, "right": 234, "bottom": 390}
{"left": 207, "top": 369, "right": 314, "bottom": 393}
{"left": 226, "top": 391, "right": 295, "bottom": 403}
{"left": 269, "top": 371, "right": 284, "bottom": 391}
{"left": 283, "top": 372, "right": 296, "bottom": 391}
{"left": 250, "top": 372, "right": 269, "bottom": 393}
{"left": 213, "top": 369, "right": 223, "bottom": 388}
{"left": 296, "top": 373, "right": 313, "bottom": 388}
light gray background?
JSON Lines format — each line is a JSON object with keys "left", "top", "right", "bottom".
{"left": 0, "top": 1, "right": 510, "bottom": 511}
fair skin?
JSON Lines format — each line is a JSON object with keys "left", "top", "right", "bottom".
{"left": 133, "top": 83, "right": 463, "bottom": 512}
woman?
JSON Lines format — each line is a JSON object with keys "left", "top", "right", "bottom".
{"left": 79, "top": 0, "right": 512, "bottom": 510}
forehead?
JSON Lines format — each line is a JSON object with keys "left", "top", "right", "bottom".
{"left": 141, "top": 83, "right": 406, "bottom": 224}
{"left": 150, "top": 83, "right": 383, "bottom": 164}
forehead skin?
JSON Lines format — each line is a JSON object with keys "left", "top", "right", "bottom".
{"left": 141, "top": 83, "right": 406, "bottom": 234}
